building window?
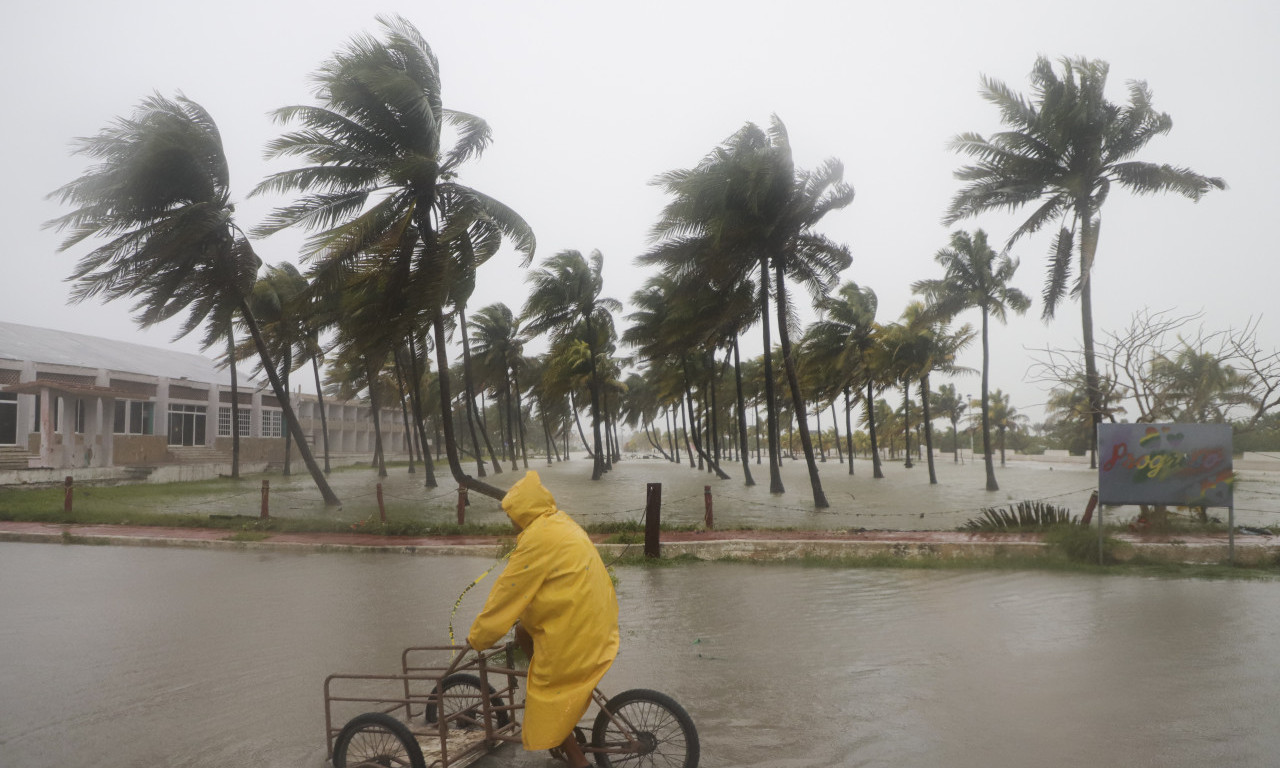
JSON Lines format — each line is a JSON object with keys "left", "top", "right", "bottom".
{"left": 114, "top": 400, "right": 155, "bottom": 435}
{"left": 261, "top": 409, "right": 283, "bottom": 438}
{"left": 0, "top": 393, "right": 15, "bottom": 446}
{"left": 217, "top": 407, "right": 250, "bottom": 437}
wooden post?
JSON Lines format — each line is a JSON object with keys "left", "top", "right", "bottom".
{"left": 1081, "top": 490, "right": 1098, "bottom": 526}
{"left": 457, "top": 486, "right": 468, "bottom": 526}
{"left": 260, "top": 479, "right": 269, "bottom": 519}
{"left": 64, "top": 476, "right": 73, "bottom": 513}
{"left": 377, "top": 482, "right": 386, "bottom": 523}
{"left": 704, "top": 485, "right": 713, "bottom": 530}
{"left": 645, "top": 483, "right": 661, "bottom": 559}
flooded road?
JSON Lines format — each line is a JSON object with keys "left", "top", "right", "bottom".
{"left": 2, "top": 542, "right": 1278, "bottom": 767}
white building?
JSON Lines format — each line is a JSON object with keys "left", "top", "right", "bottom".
{"left": 0, "top": 321, "right": 405, "bottom": 474}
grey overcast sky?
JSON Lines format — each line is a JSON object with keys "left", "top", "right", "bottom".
{"left": 3, "top": 0, "right": 1276, "bottom": 421}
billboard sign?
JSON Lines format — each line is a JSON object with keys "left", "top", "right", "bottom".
{"left": 1097, "top": 423, "right": 1234, "bottom": 507}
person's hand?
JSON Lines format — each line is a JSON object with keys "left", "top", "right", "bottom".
{"left": 513, "top": 622, "right": 534, "bottom": 658}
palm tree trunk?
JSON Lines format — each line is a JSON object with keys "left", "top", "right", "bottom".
{"left": 311, "top": 354, "right": 331, "bottom": 474}
{"left": 816, "top": 406, "right": 826, "bottom": 462}
{"left": 843, "top": 387, "right": 855, "bottom": 476}
{"left": 570, "top": 391, "right": 595, "bottom": 458}
{"left": 731, "top": 337, "right": 755, "bottom": 486}
{"left": 282, "top": 347, "right": 293, "bottom": 476}
{"left": 670, "top": 407, "right": 680, "bottom": 460}
{"left": 685, "top": 389, "right": 730, "bottom": 479}
{"left": 759, "top": 255, "right": 785, "bottom": 494}
{"left": 392, "top": 354, "right": 416, "bottom": 474}
{"left": 238, "top": 298, "right": 339, "bottom": 506}
{"left": 430, "top": 309, "right": 504, "bottom": 501}
{"left": 830, "top": 402, "right": 842, "bottom": 464}
{"left": 680, "top": 396, "right": 695, "bottom": 468}
{"left": 645, "top": 422, "right": 673, "bottom": 461}
{"left": 922, "top": 374, "right": 937, "bottom": 485}
{"left": 476, "top": 389, "right": 503, "bottom": 474}
{"left": 365, "top": 355, "right": 387, "bottom": 478}
{"left": 902, "top": 381, "right": 913, "bottom": 469}
{"left": 867, "top": 379, "right": 883, "bottom": 479}
{"left": 1080, "top": 208, "right": 1102, "bottom": 470}
{"left": 512, "top": 370, "right": 529, "bottom": 469}
{"left": 404, "top": 335, "right": 438, "bottom": 488}
{"left": 774, "top": 260, "right": 828, "bottom": 508}
{"left": 981, "top": 307, "right": 999, "bottom": 491}
{"left": 228, "top": 329, "right": 240, "bottom": 479}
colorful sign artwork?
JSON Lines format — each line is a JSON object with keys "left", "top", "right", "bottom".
{"left": 1097, "top": 423, "right": 1234, "bottom": 507}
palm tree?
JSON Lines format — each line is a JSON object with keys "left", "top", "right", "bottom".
{"left": 253, "top": 16, "right": 534, "bottom": 501}
{"left": 522, "top": 250, "right": 620, "bottom": 481}
{"left": 47, "top": 93, "right": 340, "bottom": 505}
{"left": 931, "top": 383, "right": 967, "bottom": 463}
{"left": 470, "top": 303, "right": 526, "bottom": 469}
{"left": 1150, "top": 346, "right": 1255, "bottom": 423}
{"left": 946, "top": 56, "right": 1225, "bottom": 461}
{"left": 807, "top": 281, "right": 884, "bottom": 478}
{"left": 243, "top": 262, "right": 309, "bottom": 476}
{"left": 986, "top": 389, "right": 1028, "bottom": 467}
{"left": 645, "top": 117, "right": 853, "bottom": 507}
{"left": 913, "top": 229, "right": 1030, "bottom": 491}
{"left": 881, "top": 302, "right": 975, "bottom": 483}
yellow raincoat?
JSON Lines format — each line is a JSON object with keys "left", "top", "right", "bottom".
{"left": 467, "top": 471, "right": 620, "bottom": 751}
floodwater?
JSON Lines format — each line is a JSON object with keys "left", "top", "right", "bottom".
{"left": 2, "top": 543, "right": 1279, "bottom": 767}
{"left": 164, "top": 451, "right": 1280, "bottom": 531}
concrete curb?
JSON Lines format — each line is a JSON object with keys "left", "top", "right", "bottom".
{"left": 3, "top": 526, "right": 1277, "bottom": 566}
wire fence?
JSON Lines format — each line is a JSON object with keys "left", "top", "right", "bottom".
{"left": 33, "top": 455, "right": 1280, "bottom": 530}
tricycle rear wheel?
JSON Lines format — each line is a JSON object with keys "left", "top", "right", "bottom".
{"left": 590, "top": 688, "right": 699, "bottom": 768}
{"left": 333, "top": 712, "right": 425, "bottom": 768}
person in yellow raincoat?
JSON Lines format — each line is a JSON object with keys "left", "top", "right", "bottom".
{"left": 468, "top": 471, "right": 619, "bottom": 768}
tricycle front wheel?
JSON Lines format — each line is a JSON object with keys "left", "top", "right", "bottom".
{"left": 333, "top": 712, "right": 426, "bottom": 768}
{"left": 590, "top": 688, "right": 699, "bottom": 768}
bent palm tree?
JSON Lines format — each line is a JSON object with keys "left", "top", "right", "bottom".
{"left": 253, "top": 16, "right": 534, "bottom": 500}
{"left": 46, "top": 93, "right": 340, "bottom": 505}
{"left": 522, "top": 249, "right": 620, "bottom": 481}
{"left": 946, "top": 56, "right": 1224, "bottom": 460}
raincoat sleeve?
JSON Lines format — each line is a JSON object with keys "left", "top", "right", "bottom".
{"left": 466, "top": 536, "right": 549, "bottom": 651}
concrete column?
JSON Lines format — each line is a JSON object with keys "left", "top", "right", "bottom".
{"left": 100, "top": 398, "right": 114, "bottom": 467}
{"left": 38, "top": 386, "right": 52, "bottom": 468}
{"left": 156, "top": 378, "right": 170, "bottom": 443}
{"left": 59, "top": 395, "right": 73, "bottom": 468}
{"left": 206, "top": 385, "right": 220, "bottom": 447}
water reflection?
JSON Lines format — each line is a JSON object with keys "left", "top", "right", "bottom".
{"left": 1, "top": 544, "right": 1277, "bottom": 768}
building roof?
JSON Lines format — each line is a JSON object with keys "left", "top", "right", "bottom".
{"left": 0, "top": 321, "right": 255, "bottom": 387}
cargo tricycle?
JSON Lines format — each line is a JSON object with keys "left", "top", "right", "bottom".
{"left": 324, "top": 641, "right": 699, "bottom": 768}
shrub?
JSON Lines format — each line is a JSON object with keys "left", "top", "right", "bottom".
{"left": 960, "top": 500, "right": 1078, "bottom": 531}
{"left": 1043, "top": 523, "right": 1122, "bottom": 564}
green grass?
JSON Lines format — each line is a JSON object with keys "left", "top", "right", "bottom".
{"left": 0, "top": 473, "right": 696, "bottom": 539}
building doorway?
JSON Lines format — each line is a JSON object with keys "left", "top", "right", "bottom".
{"left": 167, "top": 404, "right": 206, "bottom": 447}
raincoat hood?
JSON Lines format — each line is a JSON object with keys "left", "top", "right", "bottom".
{"left": 502, "top": 471, "right": 557, "bottom": 530}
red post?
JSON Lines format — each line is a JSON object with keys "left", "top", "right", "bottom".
{"left": 704, "top": 485, "right": 713, "bottom": 530}
{"left": 1081, "top": 489, "right": 1099, "bottom": 526}
{"left": 64, "top": 476, "right": 73, "bottom": 513}
{"left": 456, "top": 486, "right": 468, "bottom": 526}
{"left": 645, "top": 483, "right": 662, "bottom": 559}
{"left": 377, "top": 482, "right": 386, "bottom": 523}
{"left": 260, "top": 479, "right": 270, "bottom": 519}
